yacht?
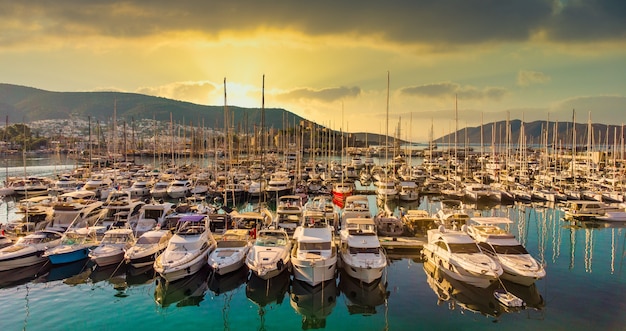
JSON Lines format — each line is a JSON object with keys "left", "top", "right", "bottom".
{"left": 133, "top": 201, "right": 175, "bottom": 236}
{"left": 291, "top": 216, "right": 337, "bottom": 286}
{"left": 339, "top": 217, "right": 387, "bottom": 283}
{"left": 341, "top": 195, "right": 372, "bottom": 225}
{"left": 563, "top": 200, "right": 614, "bottom": 220}
{"left": 274, "top": 195, "right": 304, "bottom": 237}
{"left": 466, "top": 217, "right": 546, "bottom": 286}
{"left": 43, "top": 227, "right": 102, "bottom": 265}
{"left": 154, "top": 214, "right": 217, "bottom": 282}
{"left": 82, "top": 174, "right": 113, "bottom": 200}
{"left": 47, "top": 191, "right": 105, "bottom": 232}
{"left": 12, "top": 177, "right": 51, "bottom": 197}
{"left": 374, "top": 178, "right": 398, "bottom": 201}
{"left": 208, "top": 229, "right": 252, "bottom": 276}
{"left": 47, "top": 176, "right": 80, "bottom": 196}
{"left": 374, "top": 203, "right": 404, "bottom": 237}
{"left": 150, "top": 181, "right": 170, "bottom": 199}
{"left": 265, "top": 170, "right": 293, "bottom": 198}
{"left": 0, "top": 230, "right": 64, "bottom": 271}
{"left": 89, "top": 228, "right": 136, "bottom": 267}
{"left": 401, "top": 209, "right": 438, "bottom": 237}
{"left": 435, "top": 200, "right": 471, "bottom": 229}
{"left": 398, "top": 181, "right": 420, "bottom": 202}
{"left": 4, "top": 196, "right": 54, "bottom": 236}
{"left": 166, "top": 179, "right": 192, "bottom": 199}
{"left": 245, "top": 228, "right": 292, "bottom": 280}
{"left": 126, "top": 180, "right": 153, "bottom": 199}
{"left": 125, "top": 229, "right": 172, "bottom": 268}
{"left": 422, "top": 226, "right": 502, "bottom": 288}
{"left": 99, "top": 190, "right": 145, "bottom": 231}
{"left": 331, "top": 181, "right": 355, "bottom": 204}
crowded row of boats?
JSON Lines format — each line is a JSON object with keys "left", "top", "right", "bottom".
{"left": 0, "top": 186, "right": 545, "bottom": 313}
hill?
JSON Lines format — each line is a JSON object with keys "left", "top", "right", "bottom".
{"left": 435, "top": 119, "right": 622, "bottom": 146}
{"left": 0, "top": 83, "right": 304, "bottom": 130}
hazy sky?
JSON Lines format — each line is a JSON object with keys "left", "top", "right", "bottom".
{"left": 1, "top": 0, "right": 625, "bottom": 141}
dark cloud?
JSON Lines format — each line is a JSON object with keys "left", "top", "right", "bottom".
{"left": 276, "top": 86, "right": 361, "bottom": 102}
{"left": 401, "top": 82, "right": 507, "bottom": 100}
{"left": 0, "top": 0, "right": 622, "bottom": 47}
{"left": 544, "top": 0, "right": 626, "bottom": 42}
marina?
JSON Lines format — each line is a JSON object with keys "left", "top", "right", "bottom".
{"left": 0, "top": 155, "right": 625, "bottom": 330}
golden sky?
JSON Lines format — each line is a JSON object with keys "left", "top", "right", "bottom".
{"left": 1, "top": 0, "right": 625, "bottom": 141}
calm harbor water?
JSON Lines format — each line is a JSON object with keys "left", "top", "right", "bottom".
{"left": 0, "top": 156, "right": 625, "bottom": 330}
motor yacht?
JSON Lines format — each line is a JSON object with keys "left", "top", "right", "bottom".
{"left": 166, "top": 179, "right": 192, "bottom": 199}
{"left": 0, "top": 230, "right": 63, "bottom": 271}
{"left": 422, "top": 226, "right": 502, "bottom": 288}
{"left": 43, "top": 227, "right": 102, "bottom": 265}
{"left": 154, "top": 214, "right": 216, "bottom": 282}
{"left": 275, "top": 195, "right": 304, "bottom": 237}
{"left": 245, "top": 228, "right": 292, "bottom": 280}
{"left": 124, "top": 229, "right": 172, "bottom": 268}
{"left": 208, "top": 229, "right": 252, "bottom": 276}
{"left": 339, "top": 217, "right": 387, "bottom": 284}
{"left": 291, "top": 216, "right": 337, "bottom": 286}
{"left": 466, "top": 217, "right": 545, "bottom": 286}
{"left": 89, "top": 228, "right": 136, "bottom": 267}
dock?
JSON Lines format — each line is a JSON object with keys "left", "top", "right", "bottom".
{"left": 379, "top": 236, "right": 425, "bottom": 250}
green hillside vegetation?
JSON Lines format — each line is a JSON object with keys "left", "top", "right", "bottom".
{"left": 0, "top": 83, "right": 303, "bottom": 130}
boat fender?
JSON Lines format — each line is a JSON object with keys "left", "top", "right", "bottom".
{"left": 277, "top": 259, "right": 284, "bottom": 270}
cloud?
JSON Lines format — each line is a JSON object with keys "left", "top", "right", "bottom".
{"left": 543, "top": 0, "right": 626, "bottom": 42}
{"left": 517, "top": 70, "right": 551, "bottom": 86}
{"left": 276, "top": 86, "right": 361, "bottom": 103}
{"left": 136, "top": 81, "right": 216, "bottom": 104}
{"left": 400, "top": 82, "right": 508, "bottom": 100}
{"left": 0, "top": 0, "right": 623, "bottom": 50}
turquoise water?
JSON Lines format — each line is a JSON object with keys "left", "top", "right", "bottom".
{"left": 0, "top": 157, "right": 625, "bottom": 330}
{"left": 1, "top": 200, "right": 625, "bottom": 331}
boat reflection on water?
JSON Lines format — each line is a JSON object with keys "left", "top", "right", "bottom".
{"left": 52, "top": 258, "right": 92, "bottom": 285}
{"left": 208, "top": 266, "right": 248, "bottom": 296}
{"left": 338, "top": 270, "right": 389, "bottom": 315}
{"left": 90, "top": 263, "right": 128, "bottom": 284}
{"left": 246, "top": 271, "right": 290, "bottom": 330}
{"left": 126, "top": 265, "right": 156, "bottom": 287}
{"left": 0, "top": 261, "right": 49, "bottom": 288}
{"left": 154, "top": 265, "right": 211, "bottom": 308}
{"left": 423, "top": 259, "right": 501, "bottom": 318}
{"left": 422, "top": 259, "right": 544, "bottom": 319}
{"left": 290, "top": 279, "right": 338, "bottom": 330}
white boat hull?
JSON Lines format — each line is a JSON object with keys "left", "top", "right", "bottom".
{"left": 208, "top": 247, "right": 249, "bottom": 276}
{"left": 422, "top": 246, "right": 499, "bottom": 288}
{"left": 155, "top": 247, "right": 210, "bottom": 283}
{"left": 340, "top": 252, "right": 385, "bottom": 284}
{"left": 292, "top": 255, "right": 337, "bottom": 286}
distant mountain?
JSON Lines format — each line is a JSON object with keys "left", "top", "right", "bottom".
{"left": 435, "top": 119, "right": 623, "bottom": 146}
{"left": 0, "top": 83, "right": 304, "bottom": 130}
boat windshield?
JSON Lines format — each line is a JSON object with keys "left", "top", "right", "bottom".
{"left": 299, "top": 242, "right": 331, "bottom": 250}
{"left": 449, "top": 243, "right": 481, "bottom": 254}
{"left": 102, "top": 233, "right": 131, "bottom": 244}
{"left": 255, "top": 233, "right": 286, "bottom": 247}
{"left": 492, "top": 244, "right": 529, "bottom": 255}
{"left": 136, "top": 236, "right": 162, "bottom": 245}
{"left": 17, "top": 237, "right": 44, "bottom": 245}
{"left": 349, "top": 246, "right": 380, "bottom": 255}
